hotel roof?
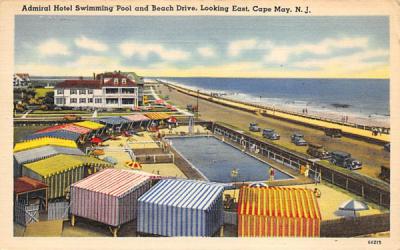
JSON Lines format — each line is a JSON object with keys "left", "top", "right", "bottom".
{"left": 56, "top": 77, "right": 138, "bottom": 89}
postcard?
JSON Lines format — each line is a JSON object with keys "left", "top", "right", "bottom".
{"left": 0, "top": 0, "right": 399, "bottom": 249}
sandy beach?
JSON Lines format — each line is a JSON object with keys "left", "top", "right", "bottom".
{"left": 157, "top": 85, "right": 390, "bottom": 179}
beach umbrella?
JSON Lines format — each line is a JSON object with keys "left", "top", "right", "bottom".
{"left": 249, "top": 182, "right": 268, "bottom": 188}
{"left": 155, "top": 99, "right": 164, "bottom": 104}
{"left": 125, "top": 161, "right": 142, "bottom": 169}
{"left": 103, "top": 156, "right": 118, "bottom": 165}
{"left": 92, "top": 149, "right": 105, "bottom": 156}
{"left": 339, "top": 199, "right": 369, "bottom": 216}
{"left": 90, "top": 137, "right": 103, "bottom": 145}
{"left": 168, "top": 116, "right": 177, "bottom": 123}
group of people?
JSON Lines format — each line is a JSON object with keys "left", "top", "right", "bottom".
{"left": 371, "top": 127, "right": 383, "bottom": 136}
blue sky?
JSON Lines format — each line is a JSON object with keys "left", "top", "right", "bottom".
{"left": 15, "top": 16, "right": 389, "bottom": 78}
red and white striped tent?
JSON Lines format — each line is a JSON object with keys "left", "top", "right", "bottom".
{"left": 70, "top": 168, "right": 152, "bottom": 227}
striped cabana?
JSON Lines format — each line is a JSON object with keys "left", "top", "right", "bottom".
{"left": 144, "top": 112, "right": 171, "bottom": 120}
{"left": 122, "top": 114, "right": 151, "bottom": 129}
{"left": 13, "top": 145, "right": 84, "bottom": 177}
{"left": 96, "top": 116, "right": 131, "bottom": 126}
{"left": 122, "top": 114, "right": 151, "bottom": 122}
{"left": 22, "top": 130, "right": 81, "bottom": 142}
{"left": 14, "top": 176, "right": 48, "bottom": 209}
{"left": 237, "top": 186, "right": 322, "bottom": 237}
{"left": 13, "top": 138, "right": 78, "bottom": 153}
{"left": 70, "top": 169, "right": 152, "bottom": 228}
{"left": 22, "top": 154, "right": 112, "bottom": 199}
{"left": 74, "top": 120, "right": 105, "bottom": 130}
{"left": 35, "top": 124, "right": 92, "bottom": 135}
{"left": 137, "top": 179, "right": 225, "bottom": 237}
{"left": 74, "top": 121, "right": 106, "bottom": 136}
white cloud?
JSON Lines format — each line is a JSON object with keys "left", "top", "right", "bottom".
{"left": 227, "top": 39, "right": 258, "bottom": 57}
{"left": 74, "top": 36, "right": 108, "bottom": 52}
{"left": 67, "top": 56, "right": 120, "bottom": 69}
{"left": 292, "top": 49, "right": 389, "bottom": 71}
{"left": 197, "top": 47, "right": 216, "bottom": 58}
{"left": 264, "top": 37, "right": 370, "bottom": 64}
{"left": 119, "top": 42, "right": 190, "bottom": 61}
{"left": 37, "top": 39, "right": 70, "bottom": 56}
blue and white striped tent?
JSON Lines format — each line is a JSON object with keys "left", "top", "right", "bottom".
{"left": 137, "top": 179, "right": 225, "bottom": 237}
{"left": 22, "top": 130, "right": 81, "bottom": 142}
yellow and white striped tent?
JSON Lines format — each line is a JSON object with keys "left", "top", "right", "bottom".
{"left": 14, "top": 137, "right": 78, "bottom": 153}
{"left": 22, "top": 154, "right": 112, "bottom": 199}
{"left": 238, "top": 186, "right": 322, "bottom": 237}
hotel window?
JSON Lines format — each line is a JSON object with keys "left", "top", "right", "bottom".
{"left": 105, "top": 88, "right": 118, "bottom": 94}
{"left": 88, "top": 98, "right": 93, "bottom": 103}
{"left": 114, "top": 78, "right": 119, "bottom": 84}
{"left": 106, "top": 98, "right": 118, "bottom": 104}
{"left": 87, "top": 89, "right": 93, "bottom": 94}
{"left": 70, "top": 89, "right": 77, "bottom": 95}
{"left": 122, "top": 98, "right": 134, "bottom": 105}
{"left": 70, "top": 98, "right": 77, "bottom": 103}
{"left": 79, "top": 98, "right": 86, "bottom": 103}
{"left": 55, "top": 97, "right": 65, "bottom": 104}
{"left": 95, "top": 98, "right": 102, "bottom": 103}
{"left": 122, "top": 78, "right": 127, "bottom": 84}
{"left": 79, "top": 89, "right": 86, "bottom": 95}
{"left": 121, "top": 88, "right": 135, "bottom": 94}
{"left": 57, "top": 89, "right": 64, "bottom": 95}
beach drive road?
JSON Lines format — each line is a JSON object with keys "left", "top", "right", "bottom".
{"left": 157, "top": 85, "right": 389, "bottom": 179}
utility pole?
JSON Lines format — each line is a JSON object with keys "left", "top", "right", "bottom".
{"left": 196, "top": 89, "right": 199, "bottom": 119}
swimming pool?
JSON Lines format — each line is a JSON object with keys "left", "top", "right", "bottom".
{"left": 167, "top": 136, "right": 293, "bottom": 183}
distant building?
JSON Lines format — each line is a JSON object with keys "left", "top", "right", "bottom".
{"left": 54, "top": 71, "right": 144, "bottom": 109}
{"left": 13, "top": 73, "right": 31, "bottom": 88}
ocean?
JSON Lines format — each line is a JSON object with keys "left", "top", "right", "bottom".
{"left": 158, "top": 77, "right": 390, "bottom": 127}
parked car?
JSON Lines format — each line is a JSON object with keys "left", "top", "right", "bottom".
{"left": 63, "top": 114, "right": 82, "bottom": 121}
{"left": 307, "top": 143, "right": 330, "bottom": 159}
{"left": 329, "top": 151, "right": 362, "bottom": 170}
{"left": 325, "top": 128, "right": 342, "bottom": 138}
{"left": 262, "top": 129, "right": 280, "bottom": 140}
{"left": 379, "top": 165, "right": 390, "bottom": 183}
{"left": 187, "top": 104, "right": 198, "bottom": 112}
{"left": 249, "top": 122, "right": 261, "bottom": 132}
{"left": 291, "top": 133, "right": 307, "bottom": 146}
{"left": 384, "top": 143, "right": 390, "bottom": 152}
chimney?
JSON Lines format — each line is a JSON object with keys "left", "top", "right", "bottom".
{"left": 100, "top": 74, "right": 104, "bottom": 85}
{"left": 93, "top": 72, "right": 96, "bottom": 80}
{"left": 79, "top": 76, "right": 83, "bottom": 80}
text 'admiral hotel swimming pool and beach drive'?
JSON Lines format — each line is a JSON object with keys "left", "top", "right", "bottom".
{"left": 21, "top": 4, "right": 307, "bottom": 14}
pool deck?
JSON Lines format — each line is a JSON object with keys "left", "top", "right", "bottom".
{"left": 166, "top": 83, "right": 389, "bottom": 143}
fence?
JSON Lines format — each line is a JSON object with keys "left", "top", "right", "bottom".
{"left": 320, "top": 213, "right": 390, "bottom": 237}
{"left": 224, "top": 211, "right": 238, "bottom": 225}
{"left": 212, "top": 123, "right": 390, "bottom": 208}
{"left": 48, "top": 201, "right": 70, "bottom": 221}
{"left": 134, "top": 153, "right": 175, "bottom": 164}
{"left": 14, "top": 202, "right": 39, "bottom": 226}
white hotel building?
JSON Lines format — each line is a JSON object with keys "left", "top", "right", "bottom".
{"left": 54, "top": 72, "right": 143, "bottom": 109}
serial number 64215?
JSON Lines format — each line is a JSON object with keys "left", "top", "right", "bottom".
{"left": 368, "top": 240, "right": 382, "bottom": 245}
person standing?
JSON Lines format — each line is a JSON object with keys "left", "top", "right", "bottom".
{"left": 269, "top": 168, "right": 275, "bottom": 181}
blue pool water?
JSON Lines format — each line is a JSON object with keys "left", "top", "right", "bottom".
{"left": 167, "top": 136, "right": 293, "bottom": 183}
